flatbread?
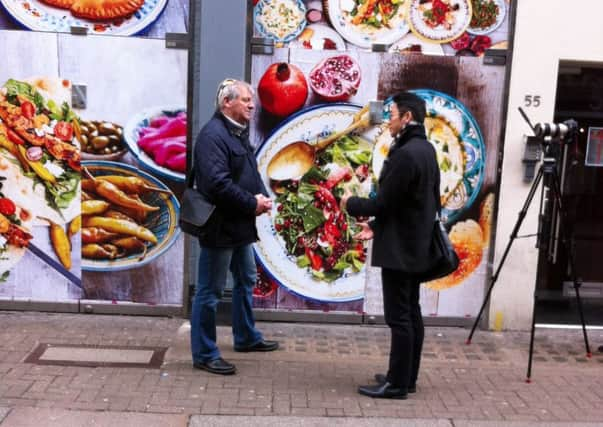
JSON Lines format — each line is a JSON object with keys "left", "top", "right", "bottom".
{"left": 0, "top": 143, "right": 79, "bottom": 225}
{"left": 424, "top": 219, "right": 484, "bottom": 290}
{"left": 0, "top": 200, "right": 33, "bottom": 276}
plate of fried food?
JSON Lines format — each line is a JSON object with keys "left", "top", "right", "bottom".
{"left": 0, "top": 0, "right": 167, "bottom": 35}
{"left": 80, "top": 160, "right": 180, "bottom": 272}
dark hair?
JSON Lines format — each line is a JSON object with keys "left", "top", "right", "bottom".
{"left": 392, "top": 91, "right": 426, "bottom": 123}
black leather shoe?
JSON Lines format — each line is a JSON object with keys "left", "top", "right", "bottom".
{"left": 374, "top": 374, "right": 416, "bottom": 393}
{"left": 234, "top": 340, "right": 279, "bottom": 352}
{"left": 358, "top": 382, "right": 408, "bottom": 399}
{"left": 193, "top": 358, "right": 236, "bottom": 375}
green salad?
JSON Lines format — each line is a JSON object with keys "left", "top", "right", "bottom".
{"left": 274, "top": 135, "right": 373, "bottom": 282}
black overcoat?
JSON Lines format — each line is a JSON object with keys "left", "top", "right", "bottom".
{"left": 347, "top": 125, "right": 440, "bottom": 272}
{"left": 194, "top": 112, "right": 267, "bottom": 248}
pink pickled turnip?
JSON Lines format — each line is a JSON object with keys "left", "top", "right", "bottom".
{"left": 150, "top": 116, "right": 169, "bottom": 128}
{"left": 154, "top": 139, "right": 187, "bottom": 166}
{"left": 166, "top": 152, "right": 186, "bottom": 173}
{"left": 138, "top": 135, "right": 186, "bottom": 152}
{"left": 136, "top": 116, "right": 187, "bottom": 146}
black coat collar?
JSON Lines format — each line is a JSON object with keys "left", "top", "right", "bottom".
{"left": 392, "top": 124, "right": 427, "bottom": 149}
{"left": 216, "top": 112, "right": 249, "bottom": 140}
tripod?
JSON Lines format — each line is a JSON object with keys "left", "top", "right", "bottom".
{"left": 466, "top": 146, "right": 592, "bottom": 382}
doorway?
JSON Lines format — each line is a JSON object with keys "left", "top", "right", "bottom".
{"left": 535, "top": 61, "right": 603, "bottom": 326}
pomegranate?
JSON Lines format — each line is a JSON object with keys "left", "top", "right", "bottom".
{"left": 309, "top": 54, "right": 361, "bottom": 102}
{"left": 257, "top": 62, "right": 308, "bottom": 117}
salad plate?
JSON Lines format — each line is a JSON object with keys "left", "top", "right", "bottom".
{"left": 466, "top": 0, "right": 506, "bottom": 35}
{"left": 407, "top": 0, "right": 472, "bottom": 44}
{"left": 373, "top": 89, "right": 485, "bottom": 224}
{"left": 325, "top": 0, "right": 410, "bottom": 49}
{"left": 255, "top": 103, "right": 381, "bottom": 302}
{"left": 0, "top": 0, "right": 167, "bottom": 36}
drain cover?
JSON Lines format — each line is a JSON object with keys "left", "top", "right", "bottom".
{"left": 24, "top": 344, "right": 168, "bottom": 368}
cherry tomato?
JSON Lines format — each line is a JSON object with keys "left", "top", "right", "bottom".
{"left": 54, "top": 121, "right": 74, "bottom": 142}
{"left": 0, "top": 198, "right": 16, "bottom": 216}
{"left": 20, "top": 101, "right": 35, "bottom": 119}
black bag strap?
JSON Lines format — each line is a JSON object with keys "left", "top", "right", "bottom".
{"left": 433, "top": 169, "right": 442, "bottom": 219}
{"left": 186, "top": 166, "right": 196, "bottom": 189}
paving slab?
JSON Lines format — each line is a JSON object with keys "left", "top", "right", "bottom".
{"left": 0, "top": 408, "right": 188, "bottom": 427}
{"left": 189, "top": 416, "right": 452, "bottom": 427}
{"left": 455, "top": 422, "right": 603, "bottom": 427}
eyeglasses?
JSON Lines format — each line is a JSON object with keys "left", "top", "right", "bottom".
{"left": 215, "top": 78, "right": 236, "bottom": 106}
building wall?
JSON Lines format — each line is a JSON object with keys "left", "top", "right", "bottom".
{"left": 491, "top": 0, "right": 603, "bottom": 329}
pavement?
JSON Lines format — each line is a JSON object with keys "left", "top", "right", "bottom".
{"left": 0, "top": 311, "right": 602, "bottom": 426}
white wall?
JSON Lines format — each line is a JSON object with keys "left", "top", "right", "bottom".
{"left": 491, "top": 1, "right": 603, "bottom": 329}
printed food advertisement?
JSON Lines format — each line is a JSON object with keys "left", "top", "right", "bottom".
{"left": 0, "top": 30, "right": 187, "bottom": 307}
{"left": 0, "top": 0, "right": 188, "bottom": 38}
{"left": 249, "top": 0, "right": 509, "bottom": 316}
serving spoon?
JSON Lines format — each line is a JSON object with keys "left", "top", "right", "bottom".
{"left": 266, "top": 103, "right": 380, "bottom": 181}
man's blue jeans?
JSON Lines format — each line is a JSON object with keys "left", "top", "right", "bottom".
{"left": 190, "top": 243, "right": 263, "bottom": 363}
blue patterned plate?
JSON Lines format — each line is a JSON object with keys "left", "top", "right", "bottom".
{"left": 373, "top": 89, "right": 485, "bottom": 224}
{"left": 254, "top": 0, "right": 307, "bottom": 43}
{"left": 81, "top": 160, "right": 180, "bottom": 272}
{"left": 123, "top": 106, "right": 186, "bottom": 183}
{"left": 0, "top": 0, "right": 167, "bottom": 36}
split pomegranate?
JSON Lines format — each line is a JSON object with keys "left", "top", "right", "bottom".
{"left": 257, "top": 63, "right": 308, "bottom": 117}
{"left": 309, "top": 54, "right": 361, "bottom": 102}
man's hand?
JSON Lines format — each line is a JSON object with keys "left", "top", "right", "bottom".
{"left": 255, "top": 194, "right": 272, "bottom": 216}
{"left": 353, "top": 222, "right": 374, "bottom": 241}
{"left": 340, "top": 187, "right": 353, "bottom": 212}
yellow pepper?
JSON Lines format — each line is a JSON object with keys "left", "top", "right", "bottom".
{"left": 68, "top": 216, "right": 81, "bottom": 239}
{"left": 17, "top": 145, "right": 56, "bottom": 184}
{"left": 40, "top": 217, "right": 71, "bottom": 269}
{"left": 82, "top": 216, "right": 157, "bottom": 244}
{"left": 81, "top": 200, "right": 110, "bottom": 216}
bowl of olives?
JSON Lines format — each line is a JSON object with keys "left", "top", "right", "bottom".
{"left": 78, "top": 120, "right": 127, "bottom": 161}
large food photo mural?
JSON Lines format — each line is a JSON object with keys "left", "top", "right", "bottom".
{"left": 249, "top": 1, "right": 509, "bottom": 316}
{"left": 0, "top": 30, "right": 187, "bottom": 307}
{"left": 0, "top": 0, "right": 188, "bottom": 37}
{"left": 0, "top": 32, "right": 82, "bottom": 302}
{"left": 252, "top": 0, "right": 510, "bottom": 56}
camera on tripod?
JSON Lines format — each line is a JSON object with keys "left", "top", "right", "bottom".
{"left": 534, "top": 119, "right": 579, "bottom": 141}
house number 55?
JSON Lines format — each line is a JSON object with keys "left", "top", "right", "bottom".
{"left": 524, "top": 95, "right": 541, "bottom": 107}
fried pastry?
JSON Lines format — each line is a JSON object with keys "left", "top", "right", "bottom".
{"left": 38, "top": 0, "right": 76, "bottom": 10}
{"left": 424, "top": 219, "right": 484, "bottom": 290}
{"left": 70, "top": 0, "right": 145, "bottom": 20}
{"left": 479, "top": 193, "right": 494, "bottom": 247}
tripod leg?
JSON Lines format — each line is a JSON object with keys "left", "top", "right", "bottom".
{"left": 526, "top": 292, "right": 538, "bottom": 383}
{"left": 467, "top": 167, "right": 544, "bottom": 344}
{"left": 549, "top": 170, "right": 592, "bottom": 357}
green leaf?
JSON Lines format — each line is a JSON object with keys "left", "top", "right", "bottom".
{"left": 296, "top": 255, "right": 310, "bottom": 268}
{"left": 0, "top": 270, "right": 9, "bottom": 283}
{"left": 301, "top": 166, "right": 326, "bottom": 183}
{"left": 302, "top": 204, "right": 325, "bottom": 233}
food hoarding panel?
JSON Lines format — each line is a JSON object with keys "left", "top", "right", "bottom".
{"left": 60, "top": 34, "right": 188, "bottom": 306}
{"left": 0, "top": 0, "right": 188, "bottom": 38}
{"left": 0, "top": 30, "right": 82, "bottom": 302}
{"left": 250, "top": 46, "right": 505, "bottom": 317}
{"left": 251, "top": 0, "right": 510, "bottom": 57}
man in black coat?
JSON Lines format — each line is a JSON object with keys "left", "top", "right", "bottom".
{"left": 190, "top": 79, "right": 278, "bottom": 376}
{"left": 342, "top": 92, "right": 440, "bottom": 399}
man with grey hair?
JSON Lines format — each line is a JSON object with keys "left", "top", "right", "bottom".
{"left": 190, "top": 79, "right": 278, "bottom": 375}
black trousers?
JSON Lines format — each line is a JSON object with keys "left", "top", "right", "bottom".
{"left": 381, "top": 268, "right": 424, "bottom": 390}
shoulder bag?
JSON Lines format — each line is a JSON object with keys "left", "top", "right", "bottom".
{"left": 179, "top": 167, "right": 217, "bottom": 237}
{"left": 418, "top": 180, "right": 460, "bottom": 282}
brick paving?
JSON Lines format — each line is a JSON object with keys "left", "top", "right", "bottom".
{"left": 0, "top": 311, "right": 602, "bottom": 423}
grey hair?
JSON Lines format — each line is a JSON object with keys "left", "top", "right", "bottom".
{"left": 216, "top": 79, "right": 254, "bottom": 110}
